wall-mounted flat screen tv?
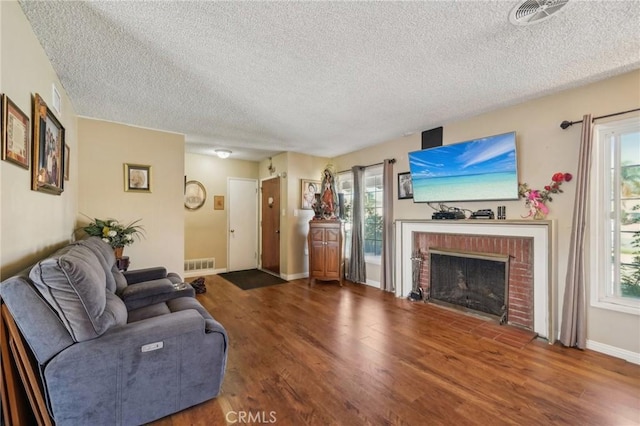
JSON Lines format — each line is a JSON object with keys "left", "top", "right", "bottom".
{"left": 408, "top": 131, "right": 518, "bottom": 203}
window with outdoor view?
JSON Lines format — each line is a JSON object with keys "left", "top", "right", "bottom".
{"left": 337, "top": 165, "right": 384, "bottom": 261}
{"left": 591, "top": 117, "right": 640, "bottom": 314}
{"left": 364, "top": 165, "right": 383, "bottom": 259}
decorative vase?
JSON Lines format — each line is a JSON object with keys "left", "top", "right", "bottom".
{"left": 533, "top": 209, "right": 547, "bottom": 220}
{"left": 114, "top": 247, "right": 124, "bottom": 259}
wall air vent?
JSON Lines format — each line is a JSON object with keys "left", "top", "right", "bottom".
{"left": 184, "top": 257, "right": 215, "bottom": 277}
{"left": 509, "top": 0, "right": 569, "bottom": 26}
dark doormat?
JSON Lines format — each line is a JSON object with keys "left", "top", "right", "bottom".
{"left": 219, "top": 269, "right": 288, "bottom": 290}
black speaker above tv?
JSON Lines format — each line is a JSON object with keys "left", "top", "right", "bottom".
{"left": 422, "top": 126, "right": 443, "bottom": 149}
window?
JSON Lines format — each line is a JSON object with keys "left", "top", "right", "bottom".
{"left": 337, "top": 165, "right": 384, "bottom": 262}
{"left": 337, "top": 171, "right": 353, "bottom": 258}
{"left": 364, "top": 165, "right": 383, "bottom": 260}
{"left": 591, "top": 117, "right": 640, "bottom": 314}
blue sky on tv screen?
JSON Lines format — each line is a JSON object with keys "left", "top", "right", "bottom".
{"left": 409, "top": 132, "right": 516, "bottom": 178}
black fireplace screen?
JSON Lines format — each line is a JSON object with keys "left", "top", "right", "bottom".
{"left": 430, "top": 249, "right": 509, "bottom": 321}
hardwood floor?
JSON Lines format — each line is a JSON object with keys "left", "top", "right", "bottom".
{"left": 151, "top": 275, "right": 640, "bottom": 426}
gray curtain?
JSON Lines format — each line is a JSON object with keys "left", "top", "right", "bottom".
{"left": 559, "top": 114, "right": 593, "bottom": 349}
{"left": 380, "top": 159, "right": 394, "bottom": 292}
{"left": 348, "top": 166, "right": 366, "bottom": 284}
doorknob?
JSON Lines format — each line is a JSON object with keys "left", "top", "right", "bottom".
{"left": 230, "top": 229, "right": 235, "bottom": 233}
{"left": 275, "top": 230, "right": 280, "bottom": 234}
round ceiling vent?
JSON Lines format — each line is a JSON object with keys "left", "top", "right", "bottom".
{"left": 509, "top": 0, "right": 570, "bottom": 26}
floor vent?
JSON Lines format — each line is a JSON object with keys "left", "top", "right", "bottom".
{"left": 184, "top": 257, "right": 215, "bottom": 277}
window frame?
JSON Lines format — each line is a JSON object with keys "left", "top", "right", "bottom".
{"left": 337, "top": 170, "right": 353, "bottom": 260}
{"left": 590, "top": 116, "right": 640, "bottom": 315}
{"left": 363, "top": 165, "right": 383, "bottom": 262}
{"left": 337, "top": 166, "right": 384, "bottom": 264}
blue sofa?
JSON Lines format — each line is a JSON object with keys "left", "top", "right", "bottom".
{"left": 0, "top": 237, "right": 227, "bottom": 425}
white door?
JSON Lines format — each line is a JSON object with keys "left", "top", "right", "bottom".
{"left": 228, "top": 178, "right": 258, "bottom": 271}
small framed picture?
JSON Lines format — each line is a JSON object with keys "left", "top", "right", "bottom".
{"left": 32, "top": 94, "right": 64, "bottom": 195}
{"left": 301, "top": 179, "right": 321, "bottom": 210}
{"left": 214, "top": 195, "right": 224, "bottom": 210}
{"left": 124, "top": 163, "right": 152, "bottom": 192}
{"left": 398, "top": 172, "right": 413, "bottom": 200}
{"left": 1, "top": 94, "right": 30, "bottom": 169}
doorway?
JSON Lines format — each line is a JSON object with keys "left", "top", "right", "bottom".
{"left": 228, "top": 178, "right": 258, "bottom": 271}
{"left": 261, "top": 177, "right": 281, "bottom": 275}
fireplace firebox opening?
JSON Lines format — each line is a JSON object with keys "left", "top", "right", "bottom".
{"left": 429, "top": 248, "right": 510, "bottom": 323}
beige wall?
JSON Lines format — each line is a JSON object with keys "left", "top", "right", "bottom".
{"left": 0, "top": 1, "right": 78, "bottom": 278}
{"left": 1, "top": 0, "right": 4, "bottom": 275}
{"left": 184, "top": 153, "right": 258, "bottom": 268}
{"left": 78, "top": 118, "right": 185, "bottom": 274}
{"left": 257, "top": 152, "right": 329, "bottom": 279}
{"left": 284, "top": 152, "right": 330, "bottom": 278}
{"left": 334, "top": 70, "right": 640, "bottom": 355}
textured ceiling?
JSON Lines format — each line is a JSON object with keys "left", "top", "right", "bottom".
{"left": 18, "top": 1, "right": 640, "bottom": 161}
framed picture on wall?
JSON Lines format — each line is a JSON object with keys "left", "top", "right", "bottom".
{"left": 214, "top": 195, "right": 224, "bottom": 210}
{"left": 301, "top": 179, "right": 320, "bottom": 210}
{"left": 1, "top": 94, "right": 30, "bottom": 169}
{"left": 32, "top": 93, "right": 65, "bottom": 195}
{"left": 398, "top": 172, "right": 413, "bottom": 200}
{"left": 184, "top": 180, "right": 206, "bottom": 210}
{"left": 64, "top": 144, "right": 70, "bottom": 180}
{"left": 0, "top": 95, "right": 31, "bottom": 169}
{"left": 124, "top": 163, "right": 152, "bottom": 193}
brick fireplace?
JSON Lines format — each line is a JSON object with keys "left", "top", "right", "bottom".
{"left": 395, "top": 220, "right": 556, "bottom": 340}
{"left": 416, "top": 233, "right": 533, "bottom": 329}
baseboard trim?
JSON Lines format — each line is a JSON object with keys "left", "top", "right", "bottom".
{"left": 365, "top": 279, "right": 380, "bottom": 288}
{"left": 283, "top": 272, "right": 308, "bottom": 281}
{"left": 586, "top": 340, "right": 640, "bottom": 365}
{"left": 184, "top": 268, "right": 226, "bottom": 279}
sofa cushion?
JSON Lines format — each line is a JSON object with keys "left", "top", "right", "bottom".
{"left": 127, "top": 302, "right": 172, "bottom": 323}
{"left": 77, "top": 237, "right": 128, "bottom": 293}
{"left": 29, "top": 244, "right": 127, "bottom": 342}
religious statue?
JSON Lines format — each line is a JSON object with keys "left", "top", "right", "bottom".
{"left": 320, "top": 167, "right": 338, "bottom": 219}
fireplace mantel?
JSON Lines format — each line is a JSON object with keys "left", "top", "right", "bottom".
{"left": 394, "top": 220, "right": 557, "bottom": 341}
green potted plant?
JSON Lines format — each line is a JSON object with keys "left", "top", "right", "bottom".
{"left": 82, "top": 217, "right": 144, "bottom": 258}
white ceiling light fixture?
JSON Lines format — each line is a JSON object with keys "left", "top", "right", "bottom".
{"left": 215, "top": 149, "right": 232, "bottom": 159}
{"left": 509, "top": 0, "right": 570, "bottom": 26}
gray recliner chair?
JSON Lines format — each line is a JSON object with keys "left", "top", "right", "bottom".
{"left": 78, "top": 236, "right": 196, "bottom": 310}
{"left": 0, "top": 237, "right": 227, "bottom": 425}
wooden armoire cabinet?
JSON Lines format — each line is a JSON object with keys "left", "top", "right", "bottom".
{"left": 308, "top": 220, "right": 344, "bottom": 286}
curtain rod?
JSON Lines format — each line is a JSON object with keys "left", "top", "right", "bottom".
{"left": 560, "top": 107, "right": 640, "bottom": 129}
{"left": 338, "top": 158, "right": 395, "bottom": 174}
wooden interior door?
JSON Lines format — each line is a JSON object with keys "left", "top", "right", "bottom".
{"left": 261, "top": 177, "right": 280, "bottom": 274}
